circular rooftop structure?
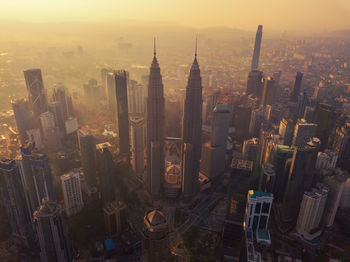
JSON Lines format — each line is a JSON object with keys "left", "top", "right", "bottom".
{"left": 146, "top": 210, "right": 167, "bottom": 226}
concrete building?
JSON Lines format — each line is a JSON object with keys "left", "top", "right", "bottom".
{"left": 290, "top": 72, "right": 303, "bottom": 102}
{"left": 296, "top": 186, "right": 328, "bottom": 240}
{"left": 292, "top": 119, "right": 317, "bottom": 147}
{"left": 242, "top": 138, "right": 260, "bottom": 162}
{"left": 12, "top": 99, "right": 34, "bottom": 143}
{"left": 104, "top": 200, "right": 127, "bottom": 237}
{"left": 316, "top": 150, "right": 338, "bottom": 170}
{"left": 26, "top": 128, "right": 43, "bottom": 150}
{"left": 260, "top": 76, "right": 276, "bottom": 107}
{"left": 278, "top": 118, "right": 294, "bottom": 146}
{"left": 141, "top": 210, "right": 170, "bottom": 262}
{"left": 246, "top": 70, "right": 263, "bottom": 98}
{"left": 34, "top": 198, "right": 72, "bottom": 262}
{"left": 340, "top": 178, "right": 350, "bottom": 209}
{"left": 106, "top": 72, "right": 116, "bottom": 116}
{"left": 130, "top": 117, "right": 145, "bottom": 175}
{"left": 61, "top": 171, "right": 84, "bottom": 216}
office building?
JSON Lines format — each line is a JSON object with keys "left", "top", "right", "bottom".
{"left": 26, "top": 128, "right": 44, "bottom": 150}
{"left": 296, "top": 186, "right": 328, "bottom": 240}
{"left": 233, "top": 105, "right": 252, "bottom": 142}
{"left": 0, "top": 159, "right": 33, "bottom": 246}
{"left": 297, "top": 91, "right": 309, "bottom": 118}
{"left": 181, "top": 48, "right": 203, "bottom": 198}
{"left": 316, "top": 150, "right": 338, "bottom": 170}
{"left": 340, "top": 178, "right": 350, "bottom": 209}
{"left": 200, "top": 104, "right": 230, "bottom": 179}
{"left": 30, "top": 152, "right": 55, "bottom": 203}
{"left": 260, "top": 76, "right": 275, "bottom": 107}
{"left": 242, "top": 138, "right": 259, "bottom": 162}
{"left": 40, "top": 111, "right": 61, "bottom": 149}
{"left": 96, "top": 142, "right": 115, "bottom": 203}
{"left": 313, "top": 103, "right": 340, "bottom": 150}
{"left": 281, "top": 138, "right": 320, "bottom": 225}
{"left": 104, "top": 200, "right": 127, "bottom": 237}
{"left": 203, "top": 92, "right": 220, "bottom": 125}
{"left": 278, "top": 118, "right": 294, "bottom": 146}
{"left": 128, "top": 80, "right": 145, "bottom": 116}
{"left": 115, "top": 70, "right": 130, "bottom": 159}
{"left": 251, "top": 25, "right": 263, "bottom": 71}
{"left": 322, "top": 173, "right": 347, "bottom": 227}
{"left": 34, "top": 198, "right": 72, "bottom": 262}
{"left": 146, "top": 44, "right": 165, "bottom": 197}
{"left": 78, "top": 130, "right": 97, "bottom": 186}
{"left": 141, "top": 210, "right": 170, "bottom": 262}
{"left": 246, "top": 70, "right": 263, "bottom": 98}
{"left": 329, "top": 122, "right": 350, "bottom": 168}
{"left": 290, "top": 72, "right": 303, "bottom": 102}
{"left": 130, "top": 117, "right": 145, "bottom": 175}
{"left": 292, "top": 119, "right": 317, "bottom": 147}
{"left": 52, "top": 84, "right": 74, "bottom": 121}
{"left": 106, "top": 72, "right": 116, "bottom": 116}
{"left": 24, "top": 68, "right": 48, "bottom": 118}
{"left": 61, "top": 171, "right": 84, "bottom": 216}
{"left": 12, "top": 99, "right": 34, "bottom": 143}
{"left": 303, "top": 106, "right": 314, "bottom": 122}
{"left": 249, "top": 107, "right": 269, "bottom": 137}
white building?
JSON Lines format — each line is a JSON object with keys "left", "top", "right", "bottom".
{"left": 26, "top": 128, "right": 44, "bottom": 149}
{"left": 60, "top": 171, "right": 84, "bottom": 216}
{"left": 316, "top": 150, "right": 338, "bottom": 170}
{"left": 296, "top": 185, "right": 328, "bottom": 240}
{"left": 130, "top": 117, "right": 145, "bottom": 175}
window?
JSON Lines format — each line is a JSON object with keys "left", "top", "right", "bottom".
{"left": 259, "top": 215, "right": 268, "bottom": 229}
{"left": 262, "top": 202, "right": 270, "bottom": 214}
{"left": 255, "top": 203, "right": 261, "bottom": 214}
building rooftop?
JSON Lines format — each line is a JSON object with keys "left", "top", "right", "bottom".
{"left": 248, "top": 190, "right": 273, "bottom": 199}
{"left": 146, "top": 210, "right": 167, "bottom": 226}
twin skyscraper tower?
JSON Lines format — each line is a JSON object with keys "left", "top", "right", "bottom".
{"left": 146, "top": 40, "right": 202, "bottom": 198}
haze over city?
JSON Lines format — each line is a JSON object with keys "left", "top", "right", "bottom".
{"left": 1, "top": 1, "right": 350, "bottom": 262}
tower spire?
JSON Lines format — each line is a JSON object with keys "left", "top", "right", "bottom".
{"left": 154, "top": 37, "right": 156, "bottom": 56}
{"left": 195, "top": 36, "right": 197, "bottom": 57}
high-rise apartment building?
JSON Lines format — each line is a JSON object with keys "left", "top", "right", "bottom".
{"left": 24, "top": 68, "right": 48, "bottom": 118}
{"left": 61, "top": 171, "right": 84, "bottom": 216}
{"left": 34, "top": 198, "right": 72, "bottom": 262}
{"left": 251, "top": 25, "right": 263, "bottom": 71}
{"left": 146, "top": 45, "right": 165, "bottom": 197}
{"left": 181, "top": 48, "right": 203, "bottom": 198}
{"left": 128, "top": 80, "right": 145, "bottom": 116}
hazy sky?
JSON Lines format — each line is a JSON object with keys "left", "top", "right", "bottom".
{"left": 1, "top": 0, "right": 350, "bottom": 32}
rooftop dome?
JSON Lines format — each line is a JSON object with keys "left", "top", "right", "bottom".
{"left": 146, "top": 210, "right": 167, "bottom": 226}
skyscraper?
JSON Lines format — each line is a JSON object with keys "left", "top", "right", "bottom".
{"left": 34, "top": 198, "right": 72, "bottom": 262}
{"left": 181, "top": 44, "right": 203, "bottom": 198}
{"left": 246, "top": 70, "right": 263, "bottom": 98}
{"left": 260, "top": 76, "right": 275, "bottom": 107}
{"left": 296, "top": 186, "right": 328, "bottom": 240}
{"left": 12, "top": 99, "right": 34, "bottom": 144}
{"left": 61, "top": 171, "right": 84, "bottom": 216}
{"left": 0, "top": 159, "right": 33, "bottom": 246}
{"left": 128, "top": 80, "right": 145, "bottom": 116}
{"left": 200, "top": 104, "right": 231, "bottom": 179}
{"left": 251, "top": 25, "right": 263, "bottom": 71}
{"left": 146, "top": 42, "right": 165, "bottom": 197}
{"left": 141, "top": 210, "right": 170, "bottom": 262}
{"left": 30, "top": 152, "right": 56, "bottom": 203}
{"left": 78, "top": 130, "right": 97, "bottom": 186}
{"left": 292, "top": 119, "right": 317, "bottom": 147}
{"left": 290, "top": 72, "right": 303, "bottom": 102}
{"left": 104, "top": 200, "right": 127, "bottom": 237}
{"left": 96, "top": 142, "right": 115, "bottom": 204}
{"left": 106, "top": 72, "right": 117, "bottom": 116}
{"left": 130, "top": 117, "right": 145, "bottom": 175}
{"left": 115, "top": 70, "right": 130, "bottom": 159}
{"left": 24, "top": 69, "right": 48, "bottom": 118}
